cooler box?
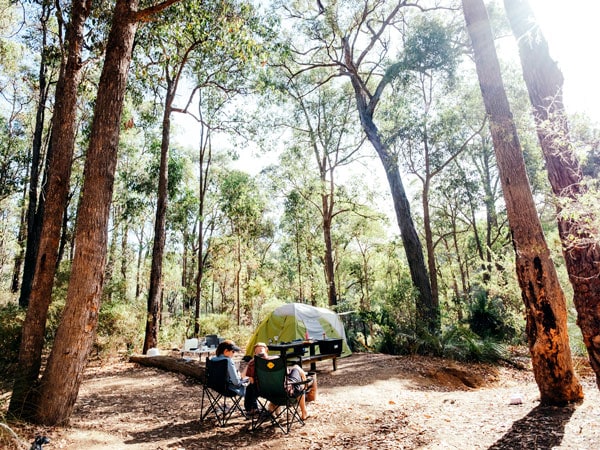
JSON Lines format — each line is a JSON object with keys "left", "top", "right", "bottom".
{"left": 317, "top": 338, "right": 342, "bottom": 355}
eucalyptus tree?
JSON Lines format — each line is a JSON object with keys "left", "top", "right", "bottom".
{"left": 462, "top": 0, "right": 582, "bottom": 405}
{"left": 278, "top": 0, "right": 447, "bottom": 334}
{"left": 106, "top": 102, "right": 163, "bottom": 302}
{"left": 0, "top": 5, "right": 32, "bottom": 291}
{"left": 27, "top": 0, "right": 182, "bottom": 426}
{"left": 188, "top": 92, "right": 235, "bottom": 335}
{"left": 271, "top": 72, "right": 366, "bottom": 307}
{"left": 339, "top": 201, "right": 388, "bottom": 311}
{"left": 8, "top": 0, "right": 93, "bottom": 419}
{"left": 381, "top": 16, "right": 483, "bottom": 310}
{"left": 505, "top": 0, "right": 600, "bottom": 389}
{"left": 133, "top": 0, "right": 273, "bottom": 351}
{"left": 279, "top": 186, "right": 323, "bottom": 304}
{"left": 217, "top": 169, "right": 271, "bottom": 325}
{"left": 16, "top": 0, "right": 62, "bottom": 309}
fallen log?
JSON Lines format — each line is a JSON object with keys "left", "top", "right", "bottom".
{"left": 129, "top": 355, "right": 205, "bottom": 380}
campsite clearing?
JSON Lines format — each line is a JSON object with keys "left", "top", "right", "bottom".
{"left": 3, "top": 352, "right": 599, "bottom": 449}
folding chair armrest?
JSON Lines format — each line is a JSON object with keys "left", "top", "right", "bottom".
{"left": 290, "top": 377, "right": 312, "bottom": 387}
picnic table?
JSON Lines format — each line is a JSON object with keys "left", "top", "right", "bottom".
{"left": 267, "top": 338, "right": 342, "bottom": 371}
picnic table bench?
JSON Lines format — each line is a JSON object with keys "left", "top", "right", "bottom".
{"left": 268, "top": 338, "right": 343, "bottom": 371}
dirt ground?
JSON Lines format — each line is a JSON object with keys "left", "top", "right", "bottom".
{"left": 3, "top": 352, "right": 600, "bottom": 449}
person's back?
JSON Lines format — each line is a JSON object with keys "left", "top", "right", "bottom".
{"left": 213, "top": 339, "right": 245, "bottom": 396}
{"left": 244, "top": 342, "right": 309, "bottom": 420}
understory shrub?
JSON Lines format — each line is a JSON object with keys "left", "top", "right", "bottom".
{"left": 96, "top": 299, "right": 145, "bottom": 356}
{"left": 0, "top": 304, "right": 24, "bottom": 385}
{"left": 467, "top": 289, "right": 521, "bottom": 342}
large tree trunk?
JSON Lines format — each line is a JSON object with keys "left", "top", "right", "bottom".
{"left": 143, "top": 80, "right": 175, "bottom": 354}
{"left": 18, "top": 3, "right": 54, "bottom": 308}
{"left": 462, "top": 0, "right": 583, "bottom": 405}
{"left": 194, "top": 123, "right": 212, "bottom": 336}
{"left": 422, "top": 179, "right": 439, "bottom": 308}
{"left": 8, "top": 0, "right": 91, "bottom": 420}
{"left": 380, "top": 147, "right": 438, "bottom": 334}
{"left": 341, "top": 38, "right": 437, "bottom": 335}
{"left": 504, "top": 0, "right": 600, "bottom": 389}
{"left": 34, "top": 0, "right": 141, "bottom": 425}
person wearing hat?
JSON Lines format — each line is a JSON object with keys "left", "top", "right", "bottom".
{"left": 241, "top": 342, "right": 268, "bottom": 414}
{"left": 242, "top": 342, "right": 309, "bottom": 420}
{"left": 212, "top": 339, "right": 246, "bottom": 396}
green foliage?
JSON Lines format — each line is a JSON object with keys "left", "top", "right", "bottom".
{"left": 467, "top": 288, "right": 522, "bottom": 343}
{"left": 378, "top": 319, "right": 508, "bottom": 363}
{"left": 468, "top": 289, "right": 504, "bottom": 339}
{"left": 158, "top": 309, "right": 257, "bottom": 353}
{"left": 0, "top": 114, "right": 29, "bottom": 202}
{"left": 0, "top": 304, "right": 24, "bottom": 384}
{"left": 439, "top": 325, "right": 508, "bottom": 363}
{"left": 567, "top": 313, "right": 587, "bottom": 358}
{"left": 96, "top": 299, "right": 145, "bottom": 356}
{"left": 219, "top": 169, "right": 267, "bottom": 238}
{"left": 402, "top": 16, "right": 460, "bottom": 78}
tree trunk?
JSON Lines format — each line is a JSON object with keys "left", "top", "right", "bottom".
{"left": 34, "top": 0, "right": 141, "bottom": 425}
{"left": 194, "top": 122, "right": 212, "bottom": 336}
{"left": 322, "top": 192, "right": 337, "bottom": 307}
{"left": 422, "top": 178, "right": 439, "bottom": 308}
{"left": 341, "top": 38, "right": 437, "bottom": 335}
{"left": 462, "top": 0, "right": 583, "bottom": 405}
{"left": 11, "top": 185, "right": 28, "bottom": 293}
{"left": 143, "top": 79, "right": 175, "bottom": 354}
{"left": 135, "top": 230, "right": 144, "bottom": 299}
{"left": 18, "top": 3, "right": 53, "bottom": 309}
{"left": 129, "top": 354, "right": 204, "bottom": 379}
{"left": 381, "top": 148, "right": 438, "bottom": 335}
{"left": 504, "top": 0, "right": 600, "bottom": 389}
{"left": 120, "top": 221, "right": 129, "bottom": 299}
{"left": 235, "top": 236, "right": 241, "bottom": 326}
{"left": 56, "top": 193, "right": 73, "bottom": 268}
{"left": 8, "top": 0, "right": 91, "bottom": 420}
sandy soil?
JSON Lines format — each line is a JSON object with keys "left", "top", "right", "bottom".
{"left": 3, "top": 352, "right": 600, "bottom": 449}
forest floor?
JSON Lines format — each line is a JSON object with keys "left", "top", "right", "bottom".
{"left": 2, "top": 351, "right": 600, "bottom": 449}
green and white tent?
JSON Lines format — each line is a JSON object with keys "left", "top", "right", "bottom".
{"left": 245, "top": 303, "right": 352, "bottom": 357}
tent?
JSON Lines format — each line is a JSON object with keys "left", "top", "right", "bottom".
{"left": 245, "top": 303, "right": 352, "bottom": 357}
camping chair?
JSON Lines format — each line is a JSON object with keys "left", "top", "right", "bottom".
{"left": 252, "top": 357, "right": 313, "bottom": 434}
{"left": 181, "top": 338, "right": 199, "bottom": 357}
{"left": 200, "top": 357, "right": 246, "bottom": 426}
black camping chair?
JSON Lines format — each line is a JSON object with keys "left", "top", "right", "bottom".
{"left": 252, "top": 357, "right": 313, "bottom": 434}
{"left": 200, "top": 357, "right": 246, "bottom": 426}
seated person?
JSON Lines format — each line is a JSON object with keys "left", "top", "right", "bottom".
{"left": 212, "top": 339, "right": 246, "bottom": 396}
{"left": 242, "top": 342, "right": 268, "bottom": 414}
{"left": 242, "top": 342, "right": 309, "bottom": 420}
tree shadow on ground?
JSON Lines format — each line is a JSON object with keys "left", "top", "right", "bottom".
{"left": 488, "top": 403, "right": 576, "bottom": 450}
{"left": 124, "top": 417, "right": 287, "bottom": 449}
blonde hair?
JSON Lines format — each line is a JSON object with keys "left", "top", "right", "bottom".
{"left": 253, "top": 342, "right": 268, "bottom": 354}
